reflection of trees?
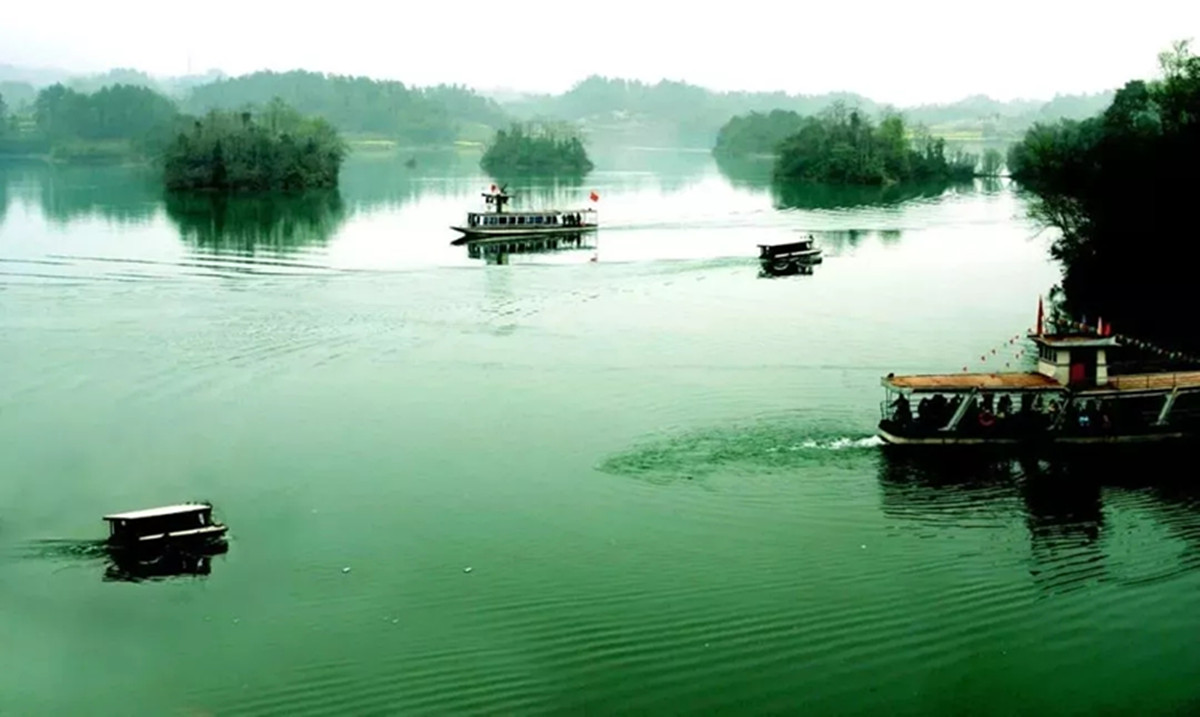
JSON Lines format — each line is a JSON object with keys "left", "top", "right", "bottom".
{"left": 165, "top": 190, "right": 345, "bottom": 254}
{"left": 877, "top": 446, "right": 1200, "bottom": 595}
{"left": 772, "top": 178, "right": 961, "bottom": 210}
{"left": 4, "top": 163, "right": 160, "bottom": 225}
{"left": 715, "top": 152, "right": 971, "bottom": 209}
{"left": 0, "top": 166, "right": 8, "bottom": 227}
{"left": 713, "top": 152, "right": 774, "bottom": 190}
{"left": 335, "top": 150, "right": 478, "bottom": 211}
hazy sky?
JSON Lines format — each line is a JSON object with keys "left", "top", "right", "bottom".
{"left": 2, "top": 1, "right": 1197, "bottom": 104}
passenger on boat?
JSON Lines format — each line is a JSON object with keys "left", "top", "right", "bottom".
{"left": 892, "top": 395, "right": 912, "bottom": 425}
{"left": 997, "top": 395, "right": 1013, "bottom": 419}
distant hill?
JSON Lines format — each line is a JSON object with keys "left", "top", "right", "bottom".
{"left": 490, "top": 76, "right": 1116, "bottom": 147}
{"left": 0, "top": 63, "right": 1117, "bottom": 149}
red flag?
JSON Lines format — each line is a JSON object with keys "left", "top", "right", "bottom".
{"left": 1036, "top": 296, "right": 1044, "bottom": 336}
{"left": 589, "top": 190, "right": 599, "bottom": 202}
{"left": 490, "top": 184, "right": 497, "bottom": 192}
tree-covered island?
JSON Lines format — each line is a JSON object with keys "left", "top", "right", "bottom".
{"left": 480, "top": 122, "right": 594, "bottom": 176}
{"left": 163, "top": 99, "right": 347, "bottom": 192}
{"left": 715, "top": 105, "right": 978, "bottom": 184}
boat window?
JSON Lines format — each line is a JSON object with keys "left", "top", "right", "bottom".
{"left": 518, "top": 217, "right": 525, "bottom": 225}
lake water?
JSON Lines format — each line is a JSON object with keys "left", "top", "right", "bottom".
{"left": 2, "top": 150, "right": 1199, "bottom": 715}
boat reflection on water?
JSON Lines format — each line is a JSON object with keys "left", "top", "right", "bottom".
{"left": 103, "top": 541, "right": 229, "bottom": 583}
{"left": 463, "top": 231, "right": 597, "bottom": 265}
{"left": 876, "top": 444, "right": 1200, "bottom": 594}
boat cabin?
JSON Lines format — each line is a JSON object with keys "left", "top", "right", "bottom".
{"left": 465, "top": 209, "right": 593, "bottom": 229}
{"left": 1032, "top": 333, "right": 1118, "bottom": 387}
{"left": 103, "top": 503, "right": 228, "bottom": 546}
{"left": 758, "top": 235, "right": 821, "bottom": 261}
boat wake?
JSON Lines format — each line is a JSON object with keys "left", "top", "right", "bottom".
{"left": 598, "top": 420, "right": 880, "bottom": 483}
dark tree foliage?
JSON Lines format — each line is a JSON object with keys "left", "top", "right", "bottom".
{"left": 773, "top": 104, "right": 977, "bottom": 184}
{"left": 480, "top": 122, "right": 594, "bottom": 176}
{"left": 162, "top": 99, "right": 347, "bottom": 192}
{"left": 1008, "top": 40, "right": 1200, "bottom": 350}
{"left": 32, "top": 83, "right": 180, "bottom": 148}
{"left": 182, "top": 70, "right": 506, "bottom": 144}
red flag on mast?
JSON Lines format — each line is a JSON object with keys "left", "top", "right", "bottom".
{"left": 1036, "top": 296, "right": 1044, "bottom": 336}
{"left": 589, "top": 190, "right": 599, "bottom": 202}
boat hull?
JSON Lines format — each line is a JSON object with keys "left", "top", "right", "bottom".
{"left": 877, "top": 424, "right": 1192, "bottom": 446}
{"left": 450, "top": 224, "right": 598, "bottom": 244}
{"left": 108, "top": 524, "right": 229, "bottom": 550}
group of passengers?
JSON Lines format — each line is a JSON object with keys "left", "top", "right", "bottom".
{"left": 889, "top": 392, "right": 1117, "bottom": 433}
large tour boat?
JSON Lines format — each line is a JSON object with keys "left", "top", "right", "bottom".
{"left": 878, "top": 300, "right": 1200, "bottom": 446}
{"left": 450, "top": 185, "right": 598, "bottom": 242}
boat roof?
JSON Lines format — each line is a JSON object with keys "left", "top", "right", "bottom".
{"left": 883, "top": 371, "right": 1064, "bottom": 392}
{"left": 1094, "top": 370, "right": 1200, "bottom": 393}
{"left": 1029, "top": 333, "right": 1119, "bottom": 348}
{"left": 103, "top": 503, "right": 212, "bottom": 521}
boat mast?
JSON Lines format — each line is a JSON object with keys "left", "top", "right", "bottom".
{"left": 483, "top": 184, "right": 511, "bottom": 214}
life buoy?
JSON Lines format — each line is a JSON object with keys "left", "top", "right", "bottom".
{"left": 978, "top": 411, "right": 996, "bottom": 428}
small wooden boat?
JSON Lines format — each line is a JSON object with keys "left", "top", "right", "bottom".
{"left": 758, "top": 235, "right": 823, "bottom": 275}
{"left": 103, "top": 502, "right": 228, "bottom": 549}
{"left": 450, "top": 185, "right": 598, "bottom": 241}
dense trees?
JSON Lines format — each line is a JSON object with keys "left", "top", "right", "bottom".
{"left": 480, "top": 122, "right": 594, "bottom": 176}
{"left": 1009, "top": 40, "right": 1200, "bottom": 349}
{"left": 162, "top": 99, "right": 347, "bottom": 192}
{"left": 772, "top": 105, "right": 977, "bottom": 184}
{"left": 33, "top": 83, "right": 179, "bottom": 144}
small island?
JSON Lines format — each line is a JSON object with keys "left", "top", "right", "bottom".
{"left": 714, "top": 105, "right": 980, "bottom": 185}
{"left": 163, "top": 99, "right": 347, "bottom": 192}
{"left": 773, "top": 106, "right": 977, "bottom": 184}
{"left": 480, "top": 122, "right": 594, "bottom": 176}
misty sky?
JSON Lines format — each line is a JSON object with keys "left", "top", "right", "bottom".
{"left": 3, "top": 1, "right": 1197, "bottom": 104}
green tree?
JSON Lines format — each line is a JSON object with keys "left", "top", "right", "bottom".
{"left": 772, "top": 107, "right": 975, "bottom": 184}
{"left": 1009, "top": 39, "right": 1200, "bottom": 349}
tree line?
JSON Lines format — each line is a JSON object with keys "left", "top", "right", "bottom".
{"left": 0, "top": 71, "right": 512, "bottom": 159}
{"left": 502, "top": 75, "right": 1115, "bottom": 147}
{"left": 1008, "top": 40, "right": 1200, "bottom": 351}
